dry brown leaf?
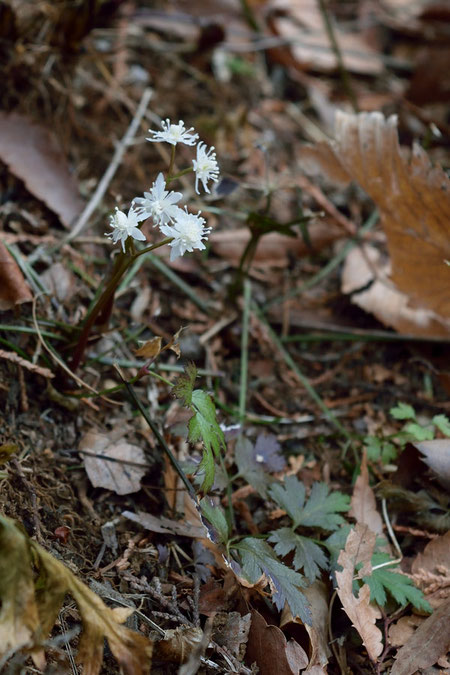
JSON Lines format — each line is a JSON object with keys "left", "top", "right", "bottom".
{"left": 122, "top": 510, "right": 206, "bottom": 539}
{"left": 154, "top": 626, "right": 204, "bottom": 664}
{"left": 79, "top": 430, "right": 148, "bottom": 495}
{"left": 0, "top": 515, "right": 152, "bottom": 674}
{"left": 280, "top": 580, "right": 331, "bottom": 669}
{"left": 391, "top": 598, "right": 450, "bottom": 675}
{"left": 335, "top": 524, "right": 383, "bottom": 661}
{"left": 135, "top": 328, "right": 182, "bottom": 360}
{"left": 210, "top": 219, "right": 344, "bottom": 268}
{"left": 349, "top": 450, "right": 383, "bottom": 535}
{"left": 410, "top": 531, "right": 450, "bottom": 609}
{"left": 40, "top": 262, "right": 75, "bottom": 303}
{"left": 0, "top": 113, "right": 84, "bottom": 228}
{"left": 245, "top": 609, "right": 308, "bottom": 675}
{"left": 0, "top": 241, "right": 32, "bottom": 310}
{"left": 388, "top": 615, "right": 424, "bottom": 648}
{"left": 212, "top": 611, "right": 251, "bottom": 659}
{"left": 413, "top": 439, "right": 450, "bottom": 490}
{"left": 299, "top": 111, "right": 450, "bottom": 336}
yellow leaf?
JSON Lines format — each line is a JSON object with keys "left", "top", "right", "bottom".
{"left": 135, "top": 336, "right": 163, "bottom": 358}
{"left": 0, "top": 516, "right": 153, "bottom": 674}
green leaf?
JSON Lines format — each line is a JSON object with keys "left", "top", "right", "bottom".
{"left": 403, "top": 422, "right": 434, "bottom": 442}
{"left": 325, "top": 525, "right": 352, "bottom": 573}
{"left": 234, "top": 437, "right": 271, "bottom": 498}
{"left": 365, "top": 436, "right": 382, "bottom": 462}
{"left": 269, "top": 477, "right": 350, "bottom": 531}
{"left": 381, "top": 441, "right": 397, "bottom": 464}
{"left": 268, "top": 527, "right": 328, "bottom": 583}
{"left": 172, "top": 362, "right": 197, "bottom": 406}
{"left": 432, "top": 414, "right": 450, "bottom": 437}
{"left": 200, "top": 498, "right": 229, "bottom": 544}
{"left": 390, "top": 402, "right": 416, "bottom": 420}
{"left": 233, "top": 537, "right": 311, "bottom": 624}
{"left": 188, "top": 390, "right": 225, "bottom": 493}
{"left": 363, "top": 553, "right": 432, "bottom": 612}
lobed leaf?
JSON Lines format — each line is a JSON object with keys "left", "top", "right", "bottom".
{"left": 269, "top": 527, "right": 328, "bottom": 583}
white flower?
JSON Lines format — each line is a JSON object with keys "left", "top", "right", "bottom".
{"left": 192, "top": 142, "right": 220, "bottom": 194}
{"left": 160, "top": 207, "right": 212, "bottom": 261}
{"left": 133, "top": 173, "right": 182, "bottom": 226}
{"left": 147, "top": 119, "right": 199, "bottom": 146}
{"left": 105, "top": 207, "right": 146, "bottom": 252}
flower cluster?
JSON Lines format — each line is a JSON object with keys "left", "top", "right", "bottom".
{"left": 105, "top": 120, "right": 219, "bottom": 261}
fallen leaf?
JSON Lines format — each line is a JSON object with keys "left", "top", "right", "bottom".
{"left": 0, "top": 515, "right": 153, "bottom": 674}
{"left": 122, "top": 510, "right": 206, "bottom": 539}
{"left": 335, "top": 524, "right": 383, "bottom": 661}
{"left": 413, "top": 439, "right": 450, "bottom": 490}
{"left": 0, "top": 241, "right": 32, "bottom": 310}
{"left": 349, "top": 450, "right": 384, "bottom": 535}
{"left": 391, "top": 598, "right": 450, "bottom": 675}
{"left": 0, "top": 113, "right": 84, "bottom": 228}
{"left": 388, "top": 615, "right": 424, "bottom": 648}
{"left": 410, "top": 531, "right": 450, "bottom": 609}
{"left": 210, "top": 219, "right": 345, "bottom": 268}
{"left": 79, "top": 430, "right": 148, "bottom": 495}
{"left": 299, "top": 111, "right": 450, "bottom": 336}
{"left": 40, "top": 262, "right": 75, "bottom": 303}
{"left": 280, "top": 580, "right": 331, "bottom": 669}
{"left": 154, "top": 626, "right": 204, "bottom": 664}
{"left": 135, "top": 328, "right": 182, "bottom": 360}
{"left": 212, "top": 611, "right": 251, "bottom": 659}
{"left": 245, "top": 609, "right": 308, "bottom": 675}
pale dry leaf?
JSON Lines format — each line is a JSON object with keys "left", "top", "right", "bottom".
{"left": 40, "top": 262, "right": 75, "bottom": 303}
{"left": 410, "top": 531, "right": 450, "bottom": 609}
{"left": 80, "top": 430, "right": 147, "bottom": 495}
{"left": 0, "top": 350, "right": 54, "bottom": 379}
{"left": 0, "top": 113, "right": 84, "bottom": 228}
{"left": 212, "top": 611, "right": 251, "bottom": 659}
{"left": 349, "top": 450, "right": 383, "bottom": 535}
{"left": 0, "top": 241, "right": 32, "bottom": 310}
{"left": 391, "top": 598, "right": 450, "bottom": 675}
{"left": 341, "top": 244, "right": 449, "bottom": 336}
{"left": 335, "top": 524, "right": 383, "bottom": 661}
{"left": 245, "top": 609, "right": 308, "bottom": 675}
{"left": 413, "top": 439, "right": 450, "bottom": 490}
{"left": 154, "top": 626, "right": 204, "bottom": 664}
{"left": 299, "top": 111, "right": 450, "bottom": 336}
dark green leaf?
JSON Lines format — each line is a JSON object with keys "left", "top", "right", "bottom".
{"left": 235, "top": 437, "right": 271, "bottom": 498}
{"left": 363, "top": 553, "right": 432, "bottom": 612}
{"left": 233, "top": 537, "right": 311, "bottom": 624}
{"left": 200, "top": 498, "right": 229, "bottom": 544}
{"left": 268, "top": 527, "right": 328, "bottom": 583}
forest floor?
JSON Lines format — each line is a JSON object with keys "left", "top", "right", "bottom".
{"left": 0, "top": 1, "right": 449, "bottom": 674}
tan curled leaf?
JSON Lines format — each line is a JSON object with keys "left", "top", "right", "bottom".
{"left": 0, "top": 516, "right": 153, "bottom": 674}
{"left": 335, "top": 524, "right": 383, "bottom": 661}
{"left": 135, "top": 336, "right": 163, "bottom": 359}
{"left": 0, "top": 350, "right": 54, "bottom": 379}
{"left": 299, "top": 111, "right": 450, "bottom": 336}
{"left": 0, "top": 113, "right": 84, "bottom": 228}
{"left": 79, "top": 430, "right": 148, "bottom": 495}
{"left": 349, "top": 450, "right": 383, "bottom": 535}
{"left": 0, "top": 241, "right": 32, "bottom": 310}
{"left": 391, "top": 598, "right": 450, "bottom": 675}
{"left": 410, "top": 531, "right": 450, "bottom": 609}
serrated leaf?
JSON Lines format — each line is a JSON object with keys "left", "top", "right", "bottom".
{"left": 172, "top": 362, "right": 197, "bottom": 407}
{"left": 381, "top": 441, "right": 397, "bottom": 464}
{"left": 200, "top": 498, "right": 229, "bottom": 544}
{"left": 365, "top": 436, "right": 382, "bottom": 462}
{"left": 269, "top": 477, "right": 349, "bottom": 531}
{"left": 268, "top": 527, "right": 328, "bottom": 582}
{"left": 390, "top": 402, "right": 416, "bottom": 420}
{"left": 363, "top": 554, "right": 432, "bottom": 612}
{"left": 187, "top": 390, "right": 225, "bottom": 493}
{"left": 196, "top": 444, "right": 216, "bottom": 494}
{"left": 233, "top": 537, "right": 311, "bottom": 624}
{"left": 325, "top": 525, "right": 353, "bottom": 574}
{"left": 235, "top": 436, "right": 272, "bottom": 498}
{"left": 432, "top": 414, "right": 450, "bottom": 437}
{"left": 403, "top": 422, "right": 434, "bottom": 442}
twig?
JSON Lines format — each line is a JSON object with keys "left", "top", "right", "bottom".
{"left": 61, "top": 87, "right": 153, "bottom": 244}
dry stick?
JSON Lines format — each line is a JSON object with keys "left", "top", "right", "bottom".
{"left": 61, "top": 87, "right": 153, "bottom": 245}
